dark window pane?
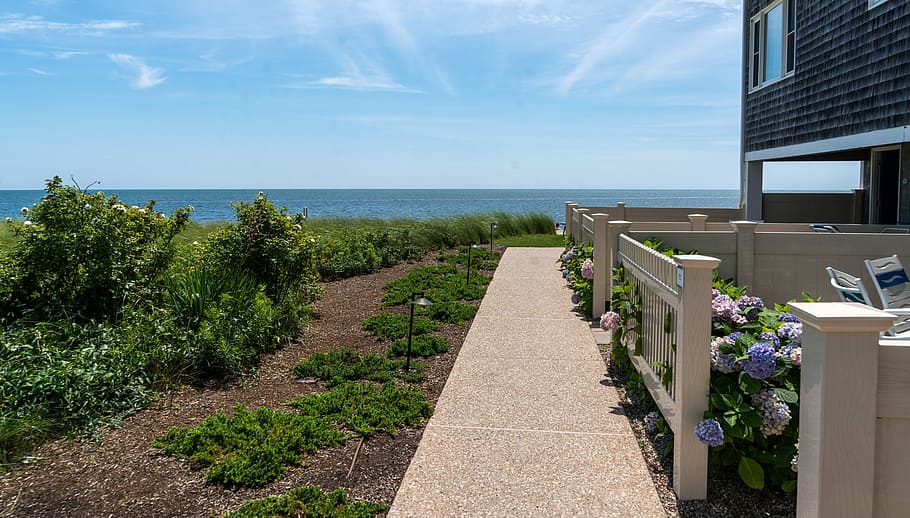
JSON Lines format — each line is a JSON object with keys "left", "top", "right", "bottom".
{"left": 787, "top": 33, "right": 795, "bottom": 72}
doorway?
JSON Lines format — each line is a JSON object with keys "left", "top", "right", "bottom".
{"left": 871, "top": 147, "right": 901, "bottom": 224}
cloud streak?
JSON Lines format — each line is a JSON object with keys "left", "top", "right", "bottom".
{"left": 0, "top": 14, "right": 139, "bottom": 34}
{"left": 108, "top": 53, "right": 167, "bottom": 89}
{"left": 28, "top": 67, "right": 54, "bottom": 76}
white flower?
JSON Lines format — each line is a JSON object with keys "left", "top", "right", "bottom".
{"left": 192, "top": 241, "right": 199, "bottom": 246}
{"left": 294, "top": 224, "right": 302, "bottom": 230}
{"left": 309, "top": 238, "right": 316, "bottom": 243}
{"left": 20, "top": 207, "right": 28, "bottom": 214}
{"left": 5, "top": 217, "right": 12, "bottom": 223}
{"left": 138, "top": 208, "right": 147, "bottom": 213}
{"left": 23, "top": 220, "right": 32, "bottom": 226}
{"left": 131, "top": 205, "right": 139, "bottom": 210}
{"left": 84, "top": 203, "right": 91, "bottom": 210}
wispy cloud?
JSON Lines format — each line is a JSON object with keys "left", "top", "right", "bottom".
{"left": 28, "top": 67, "right": 54, "bottom": 76}
{"left": 18, "top": 49, "right": 90, "bottom": 59}
{"left": 0, "top": 14, "right": 139, "bottom": 34}
{"left": 108, "top": 53, "right": 167, "bottom": 89}
{"left": 301, "top": 75, "right": 420, "bottom": 93}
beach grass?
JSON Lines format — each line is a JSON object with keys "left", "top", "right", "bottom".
{"left": 496, "top": 233, "right": 565, "bottom": 247}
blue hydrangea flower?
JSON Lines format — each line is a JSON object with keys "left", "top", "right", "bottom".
{"left": 571, "top": 293, "right": 581, "bottom": 305}
{"left": 778, "top": 312, "right": 800, "bottom": 323}
{"left": 752, "top": 389, "right": 792, "bottom": 436}
{"left": 778, "top": 322, "right": 803, "bottom": 344}
{"left": 727, "top": 331, "right": 744, "bottom": 342}
{"left": 562, "top": 268, "right": 569, "bottom": 279}
{"left": 694, "top": 418, "right": 724, "bottom": 447}
{"left": 643, "top": 411, "right": 659, "bottom": 435}
{"left": 744, "top": 342, "right": 777, "bottom": 380}
{"left": 758, "top": 331, "right": 780, "bottom": 349}
{"left": 736, "top": 295, "right": 765, "bottom": 321}
{"left": 712, "top": 295, "right": 745, "bottom": 325}
{"left": 563, "top": 248, "right": 576, "bottom": 261}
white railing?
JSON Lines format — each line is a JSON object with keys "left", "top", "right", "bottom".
{"left": 617, "top": 234, "right": 719, "bottom": 500}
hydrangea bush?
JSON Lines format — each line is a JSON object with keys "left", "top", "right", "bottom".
{"left": 608, "top": 238, "right": 803, "bottom": 492}
{"left": 558, "top": 239, "right": 594, "bottom": 317}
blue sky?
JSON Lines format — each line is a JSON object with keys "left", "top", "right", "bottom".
{"left": 0, "top": 0, "right": 859, "bottom": 191}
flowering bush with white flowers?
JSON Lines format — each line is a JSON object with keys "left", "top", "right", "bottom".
{"left": 608, "top": 238, "right": 803, "bottom": 492}
{"left": 558, "top": 240, "right": 594, "bottom": 316}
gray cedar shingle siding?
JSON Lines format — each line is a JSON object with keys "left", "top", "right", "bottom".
{"left": 744, "top": 0, "right": 910, "bottom": 153}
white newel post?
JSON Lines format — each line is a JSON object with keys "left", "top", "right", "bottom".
{"left": 565, "top": 202, "right": 577, "bottom": 239}
{"left": 688, "top": 214, "right": 708, "bottom": 231}
{"left": 672, "top": 255, "right": 721, "bottom": 500}
{"left": 789, "top": 302, "right": 895, "bottom": 518}
{"left": 732, "top": 221, "right": 758, "bottom": 290}
{"left": 615, "top": 202, "right": 626, "bottom": 220}
{"left": 592, "top": 213, "right": 610, "bottom": 320}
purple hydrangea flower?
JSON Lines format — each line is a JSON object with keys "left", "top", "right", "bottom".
{"left": 758, "top": 331, "right": 780, "bottom": 349}
{"left": 581, "top": 259, "right": 595, "bottom": 279}
{"left": 571, "top": 293, "right": 581, "bottom": 305}
{"left": 736, "top": 295, "right": 765, "bottom": 321}
{"left": 711, "top": 288, "right": 721, "bottom": 299}
{"left": 600, "top": 311, "right": 621, "bottom": 331}
{"left": 744, "top": 342, "right": 777, "bottom": 380}
{"left": 563, "top": 248, "right": 576, "bottom": 261}
{"left": 778, "top": 322, "right": 803, "bottom": 344}
{"left": 643, "top": 411, "right": 660, "bottom": 434}
{"left": 727, "top": 331, "right": 744, "bottom": 342}
{"left": 752, "top": 389, "right": 792, "bottom": 436}
{"left": 712, "top": 294, "right": 736, "bottom": 322}
{"left": 694, "top": 418, "right": 724, "bottom": 447}
{"left": 562, "top": 268, "right": 569, "bottom": 279}
{"left": 710, "top": 336, "right": 741, "bottom": 373}
{"left": 791, "top": 442, "right": 799, "bottom": 473}
{"left": 778, "top": 312, "right": 800, "bottom": 323}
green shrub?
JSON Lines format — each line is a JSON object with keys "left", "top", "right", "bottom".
{"left": 382, "top": 265, "right": 489, "bottom": 307}
{"left": 417, "top": 301, "right": 478, "bottom": 324}
{"left": 361, "top": 314, "right": 437, "bottom": 341}
{"left": 288, "top": 382, "right": 433, "bottom": 437}
{"left": 153, "top": 404, "right": 347, "bottom": 487}
{"left": 364, "top": 227, "right": 424, "bottom": 267}
{"left": 0, "top": 177, "right": 190, "bottom": 324}
{"left": 316, "top": 229, "right": 382, "bottom": 280}
{"left": 387, "top": 335, "right": 450, "bottom": 357}
{"left": 226, "top": 486, "right": 387, "bottom": 518}
{"left": 199, "top": 192, "right": 320, "bottom": 305}
{"left": 167, "top": 270, "right": 259, "bottom": 331}
{"left": 292, "top": 348, "right": 423, "bottom": 387}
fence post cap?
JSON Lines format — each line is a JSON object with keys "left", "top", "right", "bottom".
{"left": 592, "top": 212, "right": 609, "bottom": 219}
{"left": 731, "top": 220, "right": 760, "bottom": 227}
{"left": 673, "top": 254, "right": 721, "bottom": 269}
{"left": 688, "top": 214, "right": 709, "bottom": 219}
{"left": 609, "top": 220, "right": 632, "bottom": 225}
{"left": 790, "top": 302, "right": 896, "bottom": 333}
{"left": 566, "top": 202, "right": 578, "bottom": 206}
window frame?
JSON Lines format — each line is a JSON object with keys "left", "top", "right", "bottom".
{"left": 749, "top": 0, "right": 796, "bottom": 92}
{"left": 869, "top": 0, "right": 888, "bottom": 9}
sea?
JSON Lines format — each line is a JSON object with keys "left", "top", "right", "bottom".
{"left": 0, "top": 189, "right": 740, "bottom": 224}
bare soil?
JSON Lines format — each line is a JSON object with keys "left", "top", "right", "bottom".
{"left": 0, "top": 255, "right": 476, "bottom": 517}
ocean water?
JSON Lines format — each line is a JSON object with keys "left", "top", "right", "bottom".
{"left": 0, "top": 189, "right": 740, "bottom": 224}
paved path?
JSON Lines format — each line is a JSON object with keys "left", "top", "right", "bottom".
{"left": 389, "top": 247, "right": 665, "bottom": 517}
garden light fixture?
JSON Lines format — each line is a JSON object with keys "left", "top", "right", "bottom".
{"left": 406, "top": 292, "right": 433, "bottom": 372}
{"left": 466, "top": 244, "right": 479, "bottom": 286}
{"left": 489, "top": 222, "right": 497, "bottom": 251}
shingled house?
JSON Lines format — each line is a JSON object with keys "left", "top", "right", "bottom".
{"left": 740, "top": 0, "right": 910, "bottom": 224}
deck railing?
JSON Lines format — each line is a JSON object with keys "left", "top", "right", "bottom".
{"left": 617, "top": 234, "right": 719, "bottom": 500}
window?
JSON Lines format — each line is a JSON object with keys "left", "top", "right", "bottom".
{"left": 869, "top": 0, "right": 888, "bottom": 9}
{"left": 750, "top": 0, "right": 796, "bottom": 90}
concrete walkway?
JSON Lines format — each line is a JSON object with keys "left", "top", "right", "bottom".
{"left": 389, "top": 247, "right": 665, "bottom": 517}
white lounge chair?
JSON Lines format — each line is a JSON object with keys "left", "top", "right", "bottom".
{"left": 862, "top": 255, "right": 910, "bottom": 337}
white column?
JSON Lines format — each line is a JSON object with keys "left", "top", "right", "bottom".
{"left": 732, "top": 220, "right": 758, "bottom": 289}
{"left": 592, "top": 213, "right": 610, "bottom": 319}
{"left": 688, "top": 214, "right": 708, "bottom": 231}
{"left": 789, "top": 302, "right": 895, "bottom": 518}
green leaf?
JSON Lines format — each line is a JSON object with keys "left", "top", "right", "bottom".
{"left": 723, "top": 411, "right": 738, "bottom": 427}
{"left": 738, "top": 371, "right": 762, "bottom": 394}
{"left": 772, "top": 388, "right": 798, "bottom": 404}
{"left": 738, "top": 456, "right": 765, "bottom": 490}
{"left": 782, "top": 479, "right": 798, "bottom": 493}
{"left": 742, "top": 411, "right": 764, "bottom": 428}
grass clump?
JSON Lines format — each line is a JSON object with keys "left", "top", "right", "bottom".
{"left": 152, "top": 404, "right": 347, "bottom": 487}
{"left": 416, "top": 301, "right": 478, "bottom": 324}
{"left": 387, "top": 335, "right": 451, "bottom": 357}
{"left": 361, "top": 314, "right": 437, "bottom": 340}
{"left": 292, "top": 348, "right": 423, "bottom": 386}
{"left": 289, "top": 382, "right": 433, "bottom": 437}
{"left": 226, "top": 485, "right": 387, "bottom": 518}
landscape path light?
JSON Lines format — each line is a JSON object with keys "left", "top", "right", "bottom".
{"left": 466, "top": 244, "right": 479, "bottom": 286}
{"left": 406, "top": 292, "right": 433, "bottom": 372}
{"left": 489, "top": 222, "right": 497, "bottom": 251}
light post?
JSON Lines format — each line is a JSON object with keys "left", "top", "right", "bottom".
{"left": 406, "top": 292, "right": 433, "bottom": 372}
{"left": 489, "top": 222, "right": 497, "bottom": 252}
{"left": 466, "top": 244, "right": 479, "bottom": 286}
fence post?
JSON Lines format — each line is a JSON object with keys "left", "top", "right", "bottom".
{"left": 592, "top": 213, "right": 610, "bottom": 319}
{"left": 616, "top": 202, "right": 626, "bottom": 220}
{"left": 732, "top": 221, "right": 758, "bottom": 289}
{"left": 565, "top": 202, "right": 577, "bottom": 239}
{"left": 672, "top": 254, "right": 721, "bottom": 500}
{"left": 608, "top": 221, "right": 632, "bottom": 268}
{"left": 575, "top": 208, "right": 589, "bottom": 243}
{"left": 789, "top": 302, "right": 894, "bottom": 518}
{"left": 688, "top": 214, "right": 708, "bottom": 231}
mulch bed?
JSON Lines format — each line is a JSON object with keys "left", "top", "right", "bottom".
{"left": 0, "top": 254, "right": 478, "bottom": 517}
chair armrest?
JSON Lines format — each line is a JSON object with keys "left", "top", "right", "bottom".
{"left": 884, "top": 309, "right": 910, "bottom": 316}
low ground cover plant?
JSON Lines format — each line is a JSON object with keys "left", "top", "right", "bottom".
{"left": 292, "top": 347, "right": 424, "bottom": 387}
{"left": 604, "top": 239, "right": 801, "bottom": 492}
{"left": 225, "top": 485, "right": 387, "bottom": 518}
{"left": 361, "top": 313, "right": 438, "bottom": 341}
{"left": 155, "top": 382, "right": 432, "bottom": 487}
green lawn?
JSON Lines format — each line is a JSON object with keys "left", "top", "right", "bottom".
{"left": 495, "top": 233, "right": 565, "bottom": 247}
